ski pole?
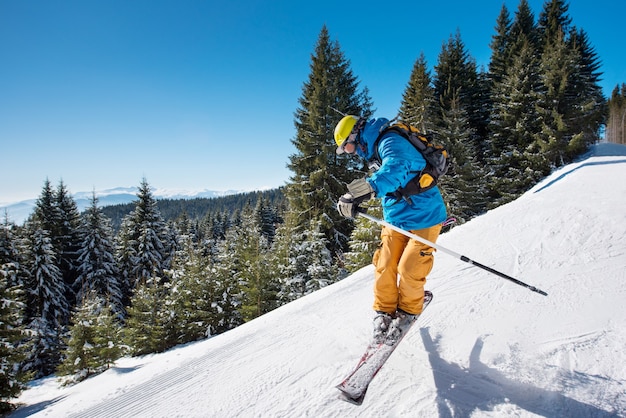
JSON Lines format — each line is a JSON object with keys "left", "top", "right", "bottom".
{"left": 357, "top": 211, "right": 548, "bottom": 296}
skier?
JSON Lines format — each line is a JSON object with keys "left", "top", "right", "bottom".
{"left": 335, "top": 115, "right": 447, "bottom": 343}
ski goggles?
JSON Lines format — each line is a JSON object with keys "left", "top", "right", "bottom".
{"left": 337, "top": 131, "right": 358, "bottom": 155}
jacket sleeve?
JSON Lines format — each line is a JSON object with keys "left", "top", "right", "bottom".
{"left": 367, "top": 133, "right": 426, "bottom": 197}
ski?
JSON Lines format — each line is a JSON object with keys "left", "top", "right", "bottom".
{"left": 336, "top": 291, "right": 433, "bottom": 405}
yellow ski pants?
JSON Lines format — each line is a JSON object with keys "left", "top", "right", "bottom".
{"left": 372, "top": 223, "right": 441, "bottom": 315}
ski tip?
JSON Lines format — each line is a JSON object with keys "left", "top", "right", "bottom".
{"left": 336, "top": 387, "right": 366, "bottom": 405}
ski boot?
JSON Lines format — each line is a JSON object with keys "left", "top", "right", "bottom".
{"left": 385, "top": 308, "right": 418, "bottom": 345}
{"left": 372, "top": 311, "right": 393, "bottom": 344}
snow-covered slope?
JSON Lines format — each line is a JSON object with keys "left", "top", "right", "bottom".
{"left": 11, "top": 143, "right": 626, "bottom": 417}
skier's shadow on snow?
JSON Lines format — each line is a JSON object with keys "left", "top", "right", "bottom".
{"left": 419, "top": 328, "right": 619, "bottom": 417}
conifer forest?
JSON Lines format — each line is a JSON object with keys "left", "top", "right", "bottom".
{"left": 1, "top": 0, "right": 619, "bottom": 411}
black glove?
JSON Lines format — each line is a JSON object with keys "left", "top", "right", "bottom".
{"left": 337, "top": 178, "right": 375, "bottom": 218}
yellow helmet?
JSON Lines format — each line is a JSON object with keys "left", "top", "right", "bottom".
{"left": 334, "top": 115, "right": 360, "bottom": 148}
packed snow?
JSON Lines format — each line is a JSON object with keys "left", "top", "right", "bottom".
{"left": 10, "top": 143, "right": 626, "bottom": 417}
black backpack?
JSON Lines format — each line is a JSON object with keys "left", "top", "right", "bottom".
{"left": 371, "top": 121, "right": 450, "bottom": 200}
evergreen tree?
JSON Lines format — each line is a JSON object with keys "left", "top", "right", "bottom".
{"left": 269, "top": 211, "right": 299, "bottom": 305}
{"left": 21, "top": 224, "right": 69, "bottom": 376}
{"left": 488, "top": 38, "right": 548, "bottom": 206}
{"left": 343, "top": 202, "right": 382, "bottom": 273}
{"left": 255, "top": 197, "right": 278, "bottom": 246}
{"left": 22, "top": 317, "right": 61, "bottom": 378}
{"left": 30, "top": 180, "right": 81, "bottom": 310}
{"left": 91, "top": 300, "right": 124, "bottom": 369}
{"left": 537, "top": 0, "right": 572, "bottom": 48}
{"left": 433, "top": 31, "right": 488, "bottom": 217}
{"left": 114, "top": 215, "right": 136, "bottom": 307}
{"left": 398, "top": 53, "right": 436, "bottom": 132}
{"left": 0, "top": 239, "right": 30, "bottom": 413}
{"left": 123, "top": 279, "right": 169, "bottom": 356}
{"left": 535, "top": 0, "right": 604, "bottom": 165}
{"left": 24, "top": 225, "right": 69, "bottom": 329}
{"left": 535, "top": 27, "right": 577, "bottom": 167}
{"left": 565, "top": 28, "right": 606, "bottom": 153}
{"left": 606, "top": 85, "right": 626, "bottom": 144}
{"left": 211, "top": 239, "right": 244, "bottom": 333}
{"left": 433, "top": 30, "right": 486, "bottom": 159}
{"left": 281, "top": 220, "right": 334, "bottom": 302}
{"left": 54, "top": 181, "right": 81, "bottom": 307}
{"left": 57, "top": 293, "right": 102, "bottom": 384}
{"left": 165, "top": 237, "right": 217, "bottom": 343}
{"left": 76, "top": 194, "right": 123, "bottom": 316}
{"left": 57, "top": 293, "right": 122, "bottom": 384}
{"left": 226, "top": 205, "right": 279, "bottom": 322}
{"left": 437, "top": 93, "right": 485, "bottom": 220}
{"left": 509, "top": 0, "right": 540, "bottom": 58}
{"left": 286, "top": 25, "right": 372, "bottom": 259}
{"left": 31, "top": 179, "right": 59, "bottom": 236}
{"left": 488, "top": 4, "right": 513, "bottom": 87}
{"left": 0, "top": 215, "right": 25, "bottom": 288}
{"left": 116, "top": 179, "right": 172, "bottom": 291}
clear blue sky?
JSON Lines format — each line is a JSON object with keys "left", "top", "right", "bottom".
{"left": 1, "top": 0, "right": 624, "bottom": 204}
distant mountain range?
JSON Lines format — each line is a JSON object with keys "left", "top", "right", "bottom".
{"left": 0, "top": 187, "right": 242, "bottom": 225}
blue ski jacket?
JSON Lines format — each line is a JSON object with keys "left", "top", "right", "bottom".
{"left": 356, "top": 118, "right": 447, "bottom": 231}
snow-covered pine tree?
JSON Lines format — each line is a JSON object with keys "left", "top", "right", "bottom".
{"left": 343, "top": 202, "right": 382, "bottom": 273}
{"left": 54, "top": 181, "right": 82, "bottom": 307}
{"left": 116, "top": 179, "right": 172, "bottom": 291}
{"left": 535, "top": 28, "right": 577, "bottom": 168}
{"left": 24, "top": 226, "right": 69, "bottom": 328}
{"left": 255, "top": 197, "right": 278, "bottom": 246}
{"left": 22, "top": 317, "right": 60, "bottom": 378}
{"left": 21, "top": 224, "right": 69, "bottom": 376}
{"left": 91, "top": 300, "right": 123, "bottom": 370}
{"left": 208, "top": 238, "right": 244, "bottom": 334}
{"left": 433, "top": 30, "right": 487, "bottom": 162}
{"left": 534, "top": 0, "right": 605, "bottom": 166}
{"left": 565, "top": 27, "right": 605, "bottom": 153}
{"left": 165, "top": 236, "right": 219, "bottom": 343}
{"left": 114, "top": 215, "right": 136, "bottom": 308}
{"left": 432, "top": 32, "right": 489, "bottom": 220}
{"left": 123, "top": 278, "right": 169, "bottom": 356}
{"left": 29, "top": 180, "right": 82, "bottom": 310}
{"left": 30, "top": 179, "right": 59, "bottom": 236}
{"left": 0, "top": 221, "right": 30, "bottom": 412}
{"left": 282, "top": 219, "right": 334, "bottom": 301}
{"left": 437, "top": 94, "right": 486, "bottom": 221}
{"left": 225, "top": 205, "right": 279, "bottom": 322}
{"left": 488, "top": 38, "right": 548, "bottom": 207}
{"left": 57, "top": 293, "right": 106, "bottom": 384}
{"left": 75, "top": 193, "right": 123, "bottom": 317}
{"left": 57, "top": 292, "right": 123, "bottom": 384}
{"left": 0, "top": 214, "right": 25, "bottom": 288}
{"left": 268, "top": 210, "right": 298, "bottom": 306}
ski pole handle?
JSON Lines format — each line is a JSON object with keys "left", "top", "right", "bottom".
{"left": 357, "top": 212, "right": 548, "bottom": 296}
